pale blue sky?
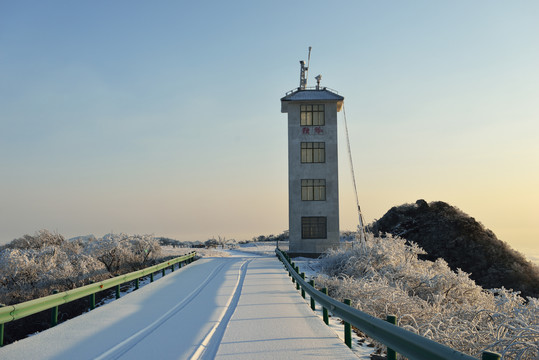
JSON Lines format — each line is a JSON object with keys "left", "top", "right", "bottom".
{"left": 1, "top": 1, "right": 538, "bottom": 258}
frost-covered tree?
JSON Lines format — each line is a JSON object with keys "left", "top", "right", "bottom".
{"left": 0, "top": 230, "right": 162, "bottom": 304}
{"left": 216, "top": 236, "right": 235, "bottom": 249}
{"left": 4, "top": 230, "right": 65, "bottom": 250}
{"left": 0, "top": 230, "right": 106, "bottom": 304}
{"left": 204, "top": 238, "right": 219, "bottom": 248}
{"left": 84, "top": 233, "right": 161, "bottom": 274}
{"left": 315, "top": 234, "right": 538, "bottom": 359}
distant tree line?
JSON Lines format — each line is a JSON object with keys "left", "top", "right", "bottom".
{"left": 249, "top": 230, "right": 289, "bottom": 243}
{"left": 157, "top": 230, "right": 289, "bottom": 249}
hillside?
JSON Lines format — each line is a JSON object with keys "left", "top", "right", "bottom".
{"left": 370, "top": 200, "right": 539, "bottom": 298}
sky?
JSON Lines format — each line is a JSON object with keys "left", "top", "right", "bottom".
{"left": 1, "top": 1, "right": 538, "bottom": 260}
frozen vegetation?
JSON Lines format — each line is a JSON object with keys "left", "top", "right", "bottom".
{"left": 0, "top": 230, "right": 162, "bottom": 305}
{"left": 371, "top": 200, "right": 539, "bottom": 298}
{"left": 313, "top": 234, "right": 539, "bottom": 359}
{"left": 1, "top": 229, "right": 538, "bottom": 359}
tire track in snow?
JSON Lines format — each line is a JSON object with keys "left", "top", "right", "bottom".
{"left": 94, "top": 259, "right": 228, "bottom": 360}
{"left": 190, "top": 258, "right": 251, "bottom": 360}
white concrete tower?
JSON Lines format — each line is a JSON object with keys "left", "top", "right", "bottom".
{"left": 281, "top": 67, "right": 344, "bottom": 256}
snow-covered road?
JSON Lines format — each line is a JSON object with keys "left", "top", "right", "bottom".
{"left": 0, "top": 255, "right": 357, "bottom": 359}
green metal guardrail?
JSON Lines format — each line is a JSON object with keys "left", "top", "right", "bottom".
{"left": 276, "top": 248, "right": 502, "bottom": 360}
{"left": 0, "top": 251, "right": 196, "bottom": 346}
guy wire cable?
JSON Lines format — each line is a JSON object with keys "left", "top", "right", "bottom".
{"left": 342, "top": 103, "right": 367, "bottom": 246}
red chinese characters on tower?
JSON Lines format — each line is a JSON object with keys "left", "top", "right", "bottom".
{"left": 302, "top": 127, "right": 324, "bottom": 135}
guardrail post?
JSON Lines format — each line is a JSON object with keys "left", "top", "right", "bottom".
{"left": 51, "top": 290, "right": 59, "bottom": 327}
{"left": 344, "top": 299, "right": 352, "bottom": 348}
{"left": 162, "top": 268, "right": 166, "bottom": 277}
{"left": 171, "top": 264, "right": 174, "bottom": 272}
{"left": 179, "top": 261, "right": 182, "bottom": 269}
{"left": 386, "top": 315, "right": 397, "bottom": 360}
{"left": 0, "top": 304, "right": 4, "bottom": 347}
{"left": 482, "top": 351, "right": 502, "bottom": 360}
{"left": 116, "top": 284, "right": 121, "bottom": 299}
{"left": 150, "top": 272, "right": 154, "bottom": 282}
{"left": 135, "top": 278, "right": 140, "bottom": 290}
{"left": 309, "top": 280, "right": 316, "bottom": 310}
{"left": 89, "top": 283, "right": 96, "bottom": 310}
{"left": 322, "top": 288, "right": 329, "bottom": 325}
{"left": 300, "top": 273, "right": 306, "bottom": 298}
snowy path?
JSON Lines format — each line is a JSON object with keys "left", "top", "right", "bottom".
{"left": 0, "top": 255, "right": 357, "bottom": 359}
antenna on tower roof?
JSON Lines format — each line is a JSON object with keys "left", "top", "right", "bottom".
{"left": 299, "top": 46, "right": 312, "bottom": 90}
{"left": 315, "top": 74, "right": 322, "bottom": 90}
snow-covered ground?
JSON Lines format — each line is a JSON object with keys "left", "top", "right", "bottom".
{"left": 0, "top": 248, "right": 368, "bottom": 359}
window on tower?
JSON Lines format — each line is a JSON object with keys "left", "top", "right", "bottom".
{"left": 300, "top": 104, "right": 325, "bottom": 126}
{"left": 301, "top": 142, "right": 325, "bottom": 163}
{"left": 301, "top": 217, "right": 327, "bottom": 239}
{"left": 301, "top": 179, "right": 326, "bottom": 201}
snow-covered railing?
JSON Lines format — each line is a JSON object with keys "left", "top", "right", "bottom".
{"left": 0, "top": 251, "right": 196, "bottom": 347}
{"left": 275, "top": 248, "right": 502, "bottom": 360}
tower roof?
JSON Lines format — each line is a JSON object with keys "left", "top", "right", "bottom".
{"left": 281, "top": 88, "right": 344, "bottom": 113}
{"left": 281, "top": 88, "right": 344, "bottom": 102}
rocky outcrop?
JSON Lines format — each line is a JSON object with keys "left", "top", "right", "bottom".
{"left": 370, "top": 200, "right": 539, "bottom": 298}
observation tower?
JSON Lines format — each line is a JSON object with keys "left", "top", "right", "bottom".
{"left": 281, "top": 49, "right": 343, "bottom": 256}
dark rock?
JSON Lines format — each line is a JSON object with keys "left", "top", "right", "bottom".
{"left": 415, "top": 199, "right": 428, "bottom": 209}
